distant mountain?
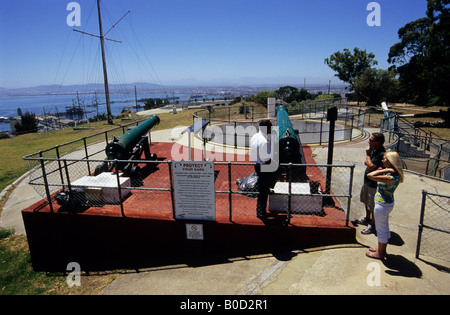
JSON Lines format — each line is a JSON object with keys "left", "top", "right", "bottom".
{"left": 164, "top": 76, "right": 346, "bottom": 88}
{"left": 0, "top": 82, "right": 162, "bottom": 97}
{"left": 0, "top": 79, "right": 348, "bottom": 96}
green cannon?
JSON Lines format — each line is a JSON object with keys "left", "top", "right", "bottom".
{"left": 276, "top": 105, "right": 308, "bottom": 181}
{"left": 95, "top": 115, "right": 160, "bottom": 184}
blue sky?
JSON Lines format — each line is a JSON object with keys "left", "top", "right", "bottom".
{"left": 0, "top": 0, "right": 428, "bottom": 89}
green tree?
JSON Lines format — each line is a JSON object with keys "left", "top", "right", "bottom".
{"left": 354, "top": 69, "right": 401, "bottom": 107}
{"left": 254, "top": 90, "right": 276, "bottom": 106}
{"left": 388, "top": 17, "right": 432, "bottom": 106}
{"left": 324, "top": 47, "right": 378, "bottom": 91}
{"left": 144, "top": 98, "right": 157, "bottom": 110}
{"left": 229, "top": 96, "right": 242, "bottom": 105}
{"left": 275, "top": 86, "right": 299, "bottom": 102}
{"left": 388, "top": 0, "right": 450, "bottom": 106}
{"left": 297, "top": 88, "right": 314, "bottom": 101}
{"left": 275, "top": 86, "right": 314, "bottom": 103}
{"left": 14, "top": 112, "right": 38, "bottom": 134}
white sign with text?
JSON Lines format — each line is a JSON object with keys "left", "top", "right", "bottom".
{"left": 173, "top": 161, "right": 216, "bottom": 221}
{"left": 186, "top": 223, "right": 204, "bottom": 240}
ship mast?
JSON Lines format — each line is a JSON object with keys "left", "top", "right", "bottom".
{"left": 74, "top": 0, "right": 130, "bottom": 124}
{"left": 96, "top": 0, "right": 113, "bottom": 124}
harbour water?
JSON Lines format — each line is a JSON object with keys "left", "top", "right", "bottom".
{"left": 0, "top": 92, "right": 223, "bottom": 132}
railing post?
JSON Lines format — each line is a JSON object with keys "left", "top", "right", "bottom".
{"left": 319, "top": 118, "right": 323, "bottom": 145}
{"left": 350, "top": 116, "right": 354, "bottom": 141}
{"left": 63, "top": 159, "right": 71, "bottom": 192}
{"left": 228, "top": 162, "right": 233, "bottom": 222}
{"left": 345, "top": 165, "right": 355, "bottom": 226}
{"left": 416, "top": 190, "right": 427, "bottom": 259}
{"left": 114, "top": 160, "right": 125, "bottom": 217}
{"left": 39, "top": 151, "right": 54, "bottom": 213}
{"left": 83, "top": 137, "right": 91, "bottom": 175}
{"left": 55, "top": 146, "right": 65, "bottom": 189}
{"left": 234, "top": 121, "right": 237, "bottom": 149}
{"left": 288, "top": 163, "right": 292, "bottom": 224}
{"left": 168, "top": 161, "right": 176, "bottom": 220}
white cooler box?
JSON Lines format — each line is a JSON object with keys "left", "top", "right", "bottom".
{"left": 72, "top": 172, "right": 131, "bottom": 204}
{"left": 268, "top": 182, "right": 323, "bottom": 214}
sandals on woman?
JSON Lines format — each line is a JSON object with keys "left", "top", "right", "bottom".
{"left": 366, "top": 250, "right": 385, "bottom": 260}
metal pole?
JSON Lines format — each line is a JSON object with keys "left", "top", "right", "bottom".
{"left": 114, "top": 160, "right": 125, "bottom": 217}
{"left": 350, "top": 116, "right": 354, "bottom": 141}
{"left": 319, "top": 118, "right": 323, "bottom": 145}
{"left": 322, "top": 107, "right": 337, "bottom": 206}
{"left": 63, "top": 159, "right": 72, "bottom": 192}
{"left": 168, "top": 161, "right": 176, "bottom": 219}
{"left": 325, "top": 107, "right": 337, "bottom": 196}
{"left": 97, "top": 0, "right": 113, "bottom": 124}
{"left": 188, "top": 131, "right": 192, "bottom": 161}
{"left": 288, "top": 163, "right": 292, "bottom": 224}
{"left": 55, "top": 146, "right": 65, "bottom": 189}
{"left": 228, "top": 162, "right": 233, "bottom": 222}
{"left": 83, "top": 137, "right": 91, "bottom": 175}
{"left": 234, "top": 121, "right": 237, "bottom": 149}
{"left": 39, "top": 151, "right": 54, "bottom": 213}
{"left": 416, "top": 190, "right": 427, "bottom": 259}
{"left": 345, "top": 165, "right": 355, "bottom": 226}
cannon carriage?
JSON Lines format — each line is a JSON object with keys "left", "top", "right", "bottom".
{"left": 55, "top": 115, "right": 160, "bottom": 210}
{"left": 95, "top": 114, "right": 160, "bottom": 186}
{"left": 267, "top": 106, "right": 323, "bottom": 215}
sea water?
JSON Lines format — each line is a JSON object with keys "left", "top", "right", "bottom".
{"left": 0, "top": 92, "right": 211, "bottom": 132}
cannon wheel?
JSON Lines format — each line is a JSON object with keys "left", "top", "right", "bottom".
{"left": 94, "top": 162, "right": 108, "bottom": 176}
{"left": 94, "top": 165, "right": 103, "bottom": 176}
{"left": 130, "top": 165, "right": 143, "bottom": 187}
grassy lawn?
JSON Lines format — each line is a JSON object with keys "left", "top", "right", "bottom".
{"left": 0, "top": 109, "right": 198, "bottom": 194}
{"left": 0, "top": 121, "right": 116, "bottom": 193}
{"left": 0, "top": 230, "right": 119, "bottom": 295}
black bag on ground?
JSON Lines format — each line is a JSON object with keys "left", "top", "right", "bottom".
{"left": 236, "top": 172, "right": 259, "bottom": 198}
{"left": 55, "top": 188, "right": 89, "bottom": 211}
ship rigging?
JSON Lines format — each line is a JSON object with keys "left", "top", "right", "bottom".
{"left": 73, "top": 0, "right": 130, "bottom": 124}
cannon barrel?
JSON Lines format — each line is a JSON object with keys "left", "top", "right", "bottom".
{"left": 106, "top": 115, "right": 160, "bottom": 160}
{"left": 276, "top": 105, "right": 305, "bottom": 164}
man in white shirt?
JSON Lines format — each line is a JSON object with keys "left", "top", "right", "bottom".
{"left": 250, "top": 120, "right": 272, "bottom": 165}
{"left": 250, "top": 120, "right": 277, "bottom": 220}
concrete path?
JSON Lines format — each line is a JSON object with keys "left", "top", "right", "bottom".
{"left": 101, "top": 128, "right": 450, "bottom": 295}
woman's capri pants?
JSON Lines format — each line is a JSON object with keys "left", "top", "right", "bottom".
{"left": 374, "top": 201, "right": 395, "bottom": 244}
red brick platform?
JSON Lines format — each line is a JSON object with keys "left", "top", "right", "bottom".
{"left": 22, "top": 142, "right": 355, "bottom": 271}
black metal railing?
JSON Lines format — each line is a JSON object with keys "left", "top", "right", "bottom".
{"left": 22, "top": 153, "right": 356, "bottom": 226}
{"left": 416, "top": 190, "right": 450, "bottom": 265}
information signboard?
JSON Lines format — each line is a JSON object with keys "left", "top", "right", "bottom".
{"left": 172, "top": 161, "right": 216, "bottom": 221}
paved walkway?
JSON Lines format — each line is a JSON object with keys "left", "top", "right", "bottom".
{"left": 1, "top": 126, "right": 449, "bottom": 295}
{"left": 101, "top": 128, "right": 450, "bottom": 295}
